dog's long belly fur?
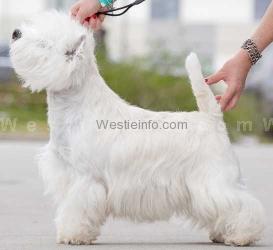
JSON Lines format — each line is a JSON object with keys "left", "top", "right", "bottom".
{"left": 61, "top": 110, "right": 239, "bottom": 223}
{"left": 45, "top": 105, "right": 239, "bottom": 224}
{"left": 106, "top": 120, "right": 239, "bottom": 222}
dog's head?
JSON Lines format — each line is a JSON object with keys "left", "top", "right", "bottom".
{"left": 10, "top": 11, "right": 96, "bottom": 92}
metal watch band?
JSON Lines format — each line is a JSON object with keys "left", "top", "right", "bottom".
{"left": 241, "top": 39, "right": 262, "bottom": 65}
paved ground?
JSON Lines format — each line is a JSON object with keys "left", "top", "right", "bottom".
{"left": 0, "top": 141, "right": 272, "bottom": 250}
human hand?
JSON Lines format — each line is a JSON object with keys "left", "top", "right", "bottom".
{"left": 206, "top": 49, "right": 252, "bottom": 112}
{"left": 71, "top": 0, "right": 106, "bottom": 30}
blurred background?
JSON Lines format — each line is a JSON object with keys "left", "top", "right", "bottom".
{"left": 0, "top": 0, "right": 273, "bottom": 142}
{"left": 2, "top": 3, "right": 273, "bottom": 248}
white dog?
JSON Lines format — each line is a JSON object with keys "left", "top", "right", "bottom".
{"left": 10, "top": 11, "right": 265, "bottom": 246}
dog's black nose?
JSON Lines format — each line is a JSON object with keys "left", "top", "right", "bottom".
{"left": 12, "top": 29, "right": 22, "bottom": 41}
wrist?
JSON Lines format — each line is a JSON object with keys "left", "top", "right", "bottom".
{"left": 241, "top": 39, "right": 262, "bottom": 65}
{"left": 237, "top": 49, "right": 252, "bottom": 70}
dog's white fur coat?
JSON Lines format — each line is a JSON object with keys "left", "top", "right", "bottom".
{"left": 10, "top": 11, "right": 265, "bottom": 246}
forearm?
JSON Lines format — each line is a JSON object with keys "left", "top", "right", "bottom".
{"left": 206, "top": 2, "right": 273, "bottom": 111}
{"left": 252, "top": 1, "right": 273, "bottom": 52}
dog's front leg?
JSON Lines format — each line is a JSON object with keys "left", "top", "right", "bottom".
{"left": 56, "top": 179, "right": 107, "bottom": 245}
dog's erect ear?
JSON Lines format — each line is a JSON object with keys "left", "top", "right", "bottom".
{"left": 65, "top": 35, "right": 86, "bottom": 59}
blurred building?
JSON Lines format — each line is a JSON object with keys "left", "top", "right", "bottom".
{"left": 0, "top": 0, "right": 74, "bottom": 43}
{"left": 0, "top": 0, "right": 272, "bottom": 96}
{"left": 103, "top": 0, "right": 271, "bottom": 68}
{"left": 0, "top": 0, "right": 271, "bottom": 67}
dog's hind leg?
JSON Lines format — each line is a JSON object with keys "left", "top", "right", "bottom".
{"left": 56, "top": 178, "right": 107, "bottom": 245}
{"left": 186, "top": 164, "right": 265, "bottom": 246}
{"left": 212, "top": 188, "right": 265, "bottom": 246}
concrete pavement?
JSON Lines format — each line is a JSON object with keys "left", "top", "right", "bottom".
{"left": 0, "top": 141, "right": 272, "bottom": 250}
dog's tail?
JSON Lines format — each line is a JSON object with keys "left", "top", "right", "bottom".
{"left": 185, "top": 53, "right": 222, "bottom": 117}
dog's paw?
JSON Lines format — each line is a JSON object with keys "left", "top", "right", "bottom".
{"left": 56, "top": 220, "right": 100, "bottom": 245}
{"left": 57, "top": 236, "right": 95, "bottom": 245}
{"left": 57, "top": 229, "right": 97, "bottom": 245}
{"left": 210, "top": 234, "right": 224, "bottom": 244}
{"left": 224, "top": 237, "right": 255, "bottom": 247}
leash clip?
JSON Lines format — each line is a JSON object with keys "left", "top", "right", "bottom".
{"left": 97, "top": 0, "right": 146, "bottom": 17}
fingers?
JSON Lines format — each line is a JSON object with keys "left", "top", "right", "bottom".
{"left": 215, "top": 95, "right": 222, "bottom": 103}
{"left": 70, "top": 2, "right": 80, "bottom": 17}
{"left": 215, "top": 82, "right": 243, "bottom": 111}
{"left": 77, "top": 7, "right": 94, "bottom": 24}
{"left": 85, "top": 14, "right": 105, "bottom": 30}
{"left": 95, "top": 15, "right": 105, "bottom": 30}
{"left": 225, "top": 94, "right": 240, "bottom": 111}
{"left": 206, "top": 72, "right": 224, "bottom": 85}
{"left": 83, "top": 20, "right": 89, "bottom": 28}
{"left": 71, "top": 0, "right": 106, "bottom": 27}
{"left": 99, "top": 14, "right": 105, "bottom": 23}
{"left": 74, "top": 0, "right": 102, "bottom": 24}
{"left": 219, "top": 85, "right": 237, "bottom": 111}
{"left": 89, "top": 16, "right": 97, "bottom": 30}
{"left": 95, "top": 20, "right": 102, "bottom": 30}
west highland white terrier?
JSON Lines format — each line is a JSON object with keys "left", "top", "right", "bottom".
{"left": 10, "top": 11, "right": 265, "bottom": 246}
